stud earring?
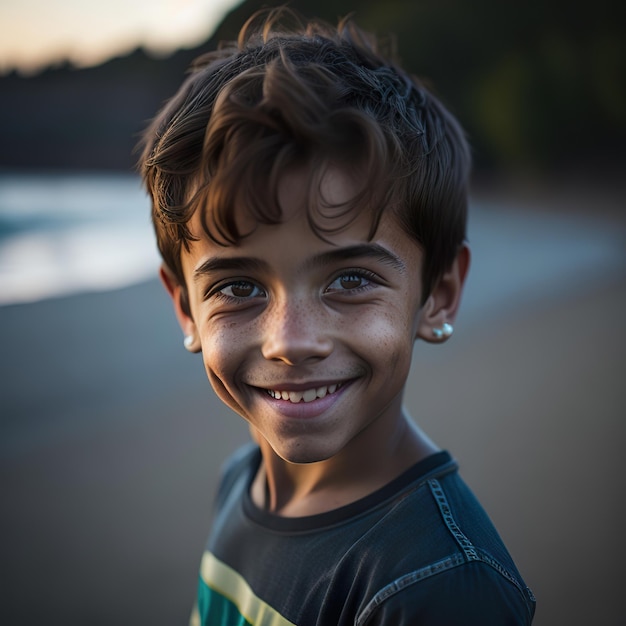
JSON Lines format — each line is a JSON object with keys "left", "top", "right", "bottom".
{"left": 183, "top": 335, "right": 195, "bottom": 351}
{"left": 433, "top": 323, "right": 453, "bottom": 339}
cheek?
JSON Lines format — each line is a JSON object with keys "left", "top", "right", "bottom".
{"left": 202, "top": 332, "right": 231, "bottom": 373}
{"left": 356, "top": 305, "right": 417, "bottom": 371}
{"left": 200, "top": 324, "right": 247, "bottom": 401}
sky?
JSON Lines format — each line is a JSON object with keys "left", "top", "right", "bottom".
{"left": 0, "top": 0, "right": 243, "bottom": 74}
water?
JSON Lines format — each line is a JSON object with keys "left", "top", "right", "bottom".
{"left": 0, "top": 172, "right": 624, "bottom": 311}
{"left": 0, "top": 172, "right": 160, "bottom": 305}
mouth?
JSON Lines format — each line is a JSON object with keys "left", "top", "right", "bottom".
{"left": 265, "top": 383, "right": 344, "bottom": 404}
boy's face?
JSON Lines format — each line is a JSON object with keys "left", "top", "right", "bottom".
{"left": 167, "top": 166, "right": 462, "bottom": 465}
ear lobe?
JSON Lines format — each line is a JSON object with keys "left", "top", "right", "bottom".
{"left": 159, "top": 265, "right": 201, "bottom": 353}
{"left": 416, "top": 244, "right": 470, "bottom": 344}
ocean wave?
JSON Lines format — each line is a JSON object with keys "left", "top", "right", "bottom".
{"left": 0, "top": 173, "right": 160, "bottom": 305}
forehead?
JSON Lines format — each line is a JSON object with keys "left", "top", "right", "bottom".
{"left": 182, "top": 164, "right": 421, "bottom": 278}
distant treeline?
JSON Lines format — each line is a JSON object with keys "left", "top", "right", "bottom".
{"left": 1, "top": 0, "right": 624, "bottom": 175}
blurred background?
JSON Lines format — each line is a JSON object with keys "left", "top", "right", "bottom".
{"left": 1, "top": 1, "right": 624, "bottom": 624}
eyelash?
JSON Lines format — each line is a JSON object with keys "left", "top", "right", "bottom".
{"left": 325, "top": 269, "right": 379, "bottom": 294}
{"left": 208, "top": 280, "right": 266, "bottom": 304}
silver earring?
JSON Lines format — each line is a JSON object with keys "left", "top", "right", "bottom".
{"left": 433, "top": 323, "right": 453, "bottom": 339}
{"left": 183, "top": 335, "right": 195, "bottom": 351}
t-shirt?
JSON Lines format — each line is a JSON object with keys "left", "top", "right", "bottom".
{"left": 191, "top": 444, "right": 536, "bottom": 625}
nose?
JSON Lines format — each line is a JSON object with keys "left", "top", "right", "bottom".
{"left": 261, "top": 296, "right": 333, "bottom": 365}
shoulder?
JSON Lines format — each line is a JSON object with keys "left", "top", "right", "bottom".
{"left": 351, "top": 470, "right": 536, "bottom": 624}
{"left": 214, "top": 443, "right": 260, "bottom": 506}
{"left": 220, "top": 442, "right": 260, "bottom": 478}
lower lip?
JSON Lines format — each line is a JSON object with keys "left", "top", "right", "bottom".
{"left": 259, "top": 383, "right": 352, "bottom": 419}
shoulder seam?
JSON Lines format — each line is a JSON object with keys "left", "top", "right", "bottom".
{"left": 428, "top": 478, "right": 480, "bottom": 561}
{"left": 428, "top": 478, "right": 529, "bottom": 596}
{"left": 355, "top": 479, "right": 533, "bottom": 625}
{"left": 356, "top": 553, "right": 466, "bottom": 625}
{"left": 356, "top": 551, "right": 532, "bottom": 626}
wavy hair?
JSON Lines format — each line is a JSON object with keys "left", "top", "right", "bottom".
{"left": 139, "top": 8, "right": 470, "bottom": 306}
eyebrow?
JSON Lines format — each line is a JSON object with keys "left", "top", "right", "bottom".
{"left": 305, "top": 244, "right": 407, "bottom": 273}
{"left": 193, "top": 256, "right": 270, "bottom": 281}
{"left": 193, "top": 243, "right": 406, "bottom": 280}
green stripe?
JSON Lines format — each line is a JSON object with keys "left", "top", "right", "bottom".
{"left": 197, "top": 578, "right": 253, "bottom": 626}
{"left": 197, "top": 551, "right": 297, "bottom": 626}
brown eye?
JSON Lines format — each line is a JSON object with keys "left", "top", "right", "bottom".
{"left": 339, "top": 274, "right": 363, "bottom": 289}
{"left": 326, "top": 271, "right": 374, "bottom": 294}
{"left": 230, "top": 281, "right": 255, "bottom": 297}
{"left": 219, "top": 281, "right": 264, "bottom": 299}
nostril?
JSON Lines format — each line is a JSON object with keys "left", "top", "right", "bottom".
{"left": 261, "top": 330, "right": 333, "bottom": 365}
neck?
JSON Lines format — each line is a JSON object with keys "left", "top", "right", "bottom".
{"left": 250, "top": 411, "right": 438, "bottom": 517}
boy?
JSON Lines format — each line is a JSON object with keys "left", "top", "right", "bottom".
{"left": 140, "top": 8, "right": 535, "bottom": 625}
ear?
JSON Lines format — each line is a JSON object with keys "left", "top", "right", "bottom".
{"left": 416, "top": 244, "right": 470, "bottom": 344}
{"left": 159, "top": 264, "right": 201, "bottom": 353}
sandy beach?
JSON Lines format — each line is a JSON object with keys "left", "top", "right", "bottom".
{"left": 1, "top": 186, "right": 625, "bottom": 625}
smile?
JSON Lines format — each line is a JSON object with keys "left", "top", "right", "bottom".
{"left": 266, "top": 383, "right": 343, "bottom": 404}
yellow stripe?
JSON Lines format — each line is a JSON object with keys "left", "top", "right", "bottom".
{"left": 200, "top": 551, "right": 297, "bottom": 626}
{"left": 188, "top": 602, "right": 200, "bottom": 626}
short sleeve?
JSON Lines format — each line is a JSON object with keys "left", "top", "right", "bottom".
{"left": 359, "top": 561, "right": 535, "bottom": 626}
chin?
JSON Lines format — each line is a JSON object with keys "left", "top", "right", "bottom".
{"left": 273, "top": 440, "right": 338, "bottom": 465}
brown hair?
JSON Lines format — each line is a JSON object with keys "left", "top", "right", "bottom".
{"left": 139, "top": 8, "right": 470, "bottom": 306}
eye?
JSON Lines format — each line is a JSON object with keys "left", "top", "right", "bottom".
{"left": 325, "top": 270, "right": 376, "bottom": 293}
{"left": 215, "top": 280, "right": 266, "bottom": 300}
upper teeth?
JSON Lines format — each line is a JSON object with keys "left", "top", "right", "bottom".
{"left": 268, "top": 384, "right": 339, "bottom": 403}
